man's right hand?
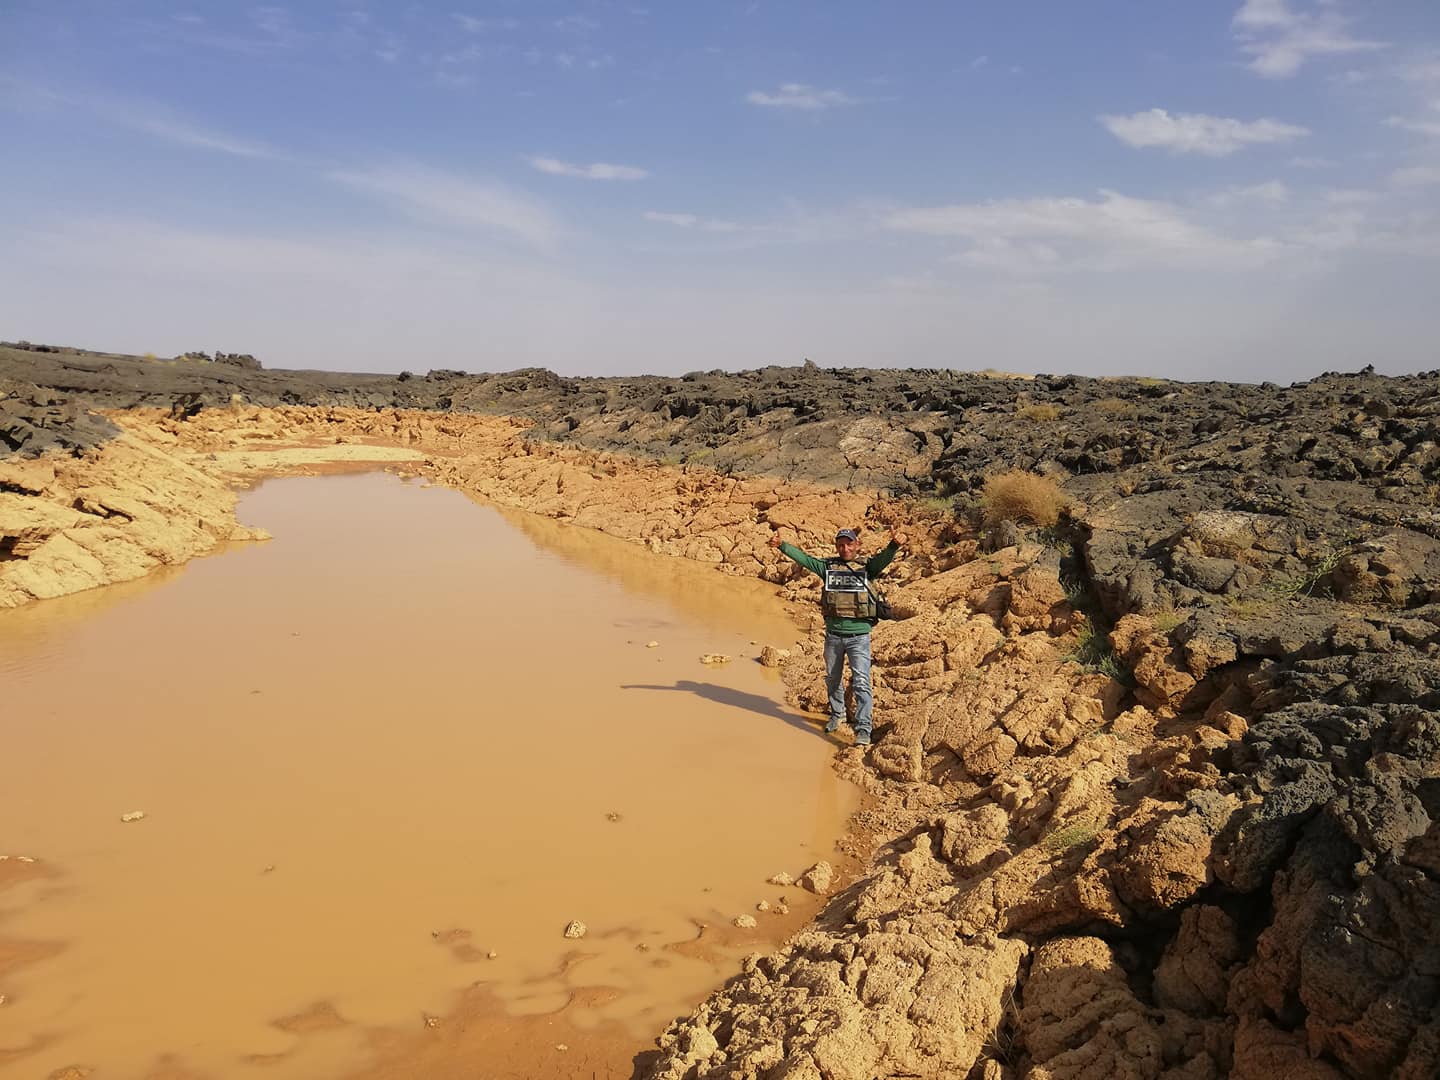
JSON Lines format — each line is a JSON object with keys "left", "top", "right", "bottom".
{"left": 767, "top": 532, "right": 782, "bottom": 549}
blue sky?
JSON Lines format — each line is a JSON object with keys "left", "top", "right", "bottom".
{"left": 2, "top": 1, "right": 1439, "bottom": 380}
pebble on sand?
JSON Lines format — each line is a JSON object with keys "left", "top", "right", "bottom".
{"left": 799, "top": 860, "right": 834, "bottom": 895}
{"left": 733, "top": 914, "right": 757, "bottom": 929}
{"left": 563, "top": 920, "right": 588, "bottom": 939}
{"left": 699, "top": 653, "right": 732, "bottom": 664}
{"left": 120, "top": 811, "right": 146, "bottom": 823}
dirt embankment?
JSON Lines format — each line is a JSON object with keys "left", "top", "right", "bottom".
{"left": 3, "top": 348, "right": 1439, "bottom": 1079}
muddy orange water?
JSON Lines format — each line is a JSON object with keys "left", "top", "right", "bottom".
{"left": 0, "top": 472, "right": 858, "bottom": 1079}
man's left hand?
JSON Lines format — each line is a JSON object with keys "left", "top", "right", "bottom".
{"left": 890, "top": 529, "right": 906, "bottom": 547}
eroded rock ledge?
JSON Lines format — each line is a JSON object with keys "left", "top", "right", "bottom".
{"left": 3, "top": 356, "right": 1438, "bottom": 1078}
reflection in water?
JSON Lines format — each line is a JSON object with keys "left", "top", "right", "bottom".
{"left": 486, "top": 498, "right": 792, "bottom": 633}
{"left": 0, "top": 562, "right": 189, "bottom": 672}
{"left": 0, "top": 472, "right": 855, "bottom": 1080}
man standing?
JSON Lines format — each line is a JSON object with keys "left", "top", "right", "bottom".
{"left": 768, "top": 526, "right": 903, "bottom": 746}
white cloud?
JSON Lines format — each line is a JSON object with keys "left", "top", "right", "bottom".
{"left": 520, "top": 45, "right": 610, "bottom": 70}
{"left": 552, "top": 14, "right": 599, "bottom": 33}
{"left": 885, "top": 190, "right": 1284, "bottom": 272}
{"left": 1205, "top": 180, "right": 1291, "bottom": 207}
{"left": 642, "top": 210, "right": 742, "bottom": 233}
{"left": 1392, "top": 165, "right": 1440, "bottom": 187}
{"left": 1232, "top": 0, "right": 1384, "bottom": 78}
{"left": 453, "top": 14, "right": 519, "bottom": 33}
{"left": 6, "top": 212, "right": 1438, "bottom": 383}
{"left": 1289, "top": 155, "right": 1336, "bottom": 168}
{"left": 0, "top": 79, "right": 279, "bottom": 158}
{"left": 529, "top": 156, "right": 649, "bottom": 180}
{"left": 120, "top": 109, "right": 277, "bottom": 158}
{"left": 330, "top": 165, "right": 563, "bottom": 249}
{"left": 746, "top": 83, "right": 857, "bottom": 110}
{"left": 1324, "top": 188, "right": 1378, "bottom": 205}
{"left": 1386, "top": 113, "right": 1440, "bottom": 138}
{"left": 1100, "top": 108, "right": 1309, "bottom": 156}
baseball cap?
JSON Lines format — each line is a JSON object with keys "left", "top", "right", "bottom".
{"left": 835, "top": 528, "right": 860, "bottom": 542}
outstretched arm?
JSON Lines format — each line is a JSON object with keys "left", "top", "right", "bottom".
{"left": 867, "top": 528, "right": 906, "bottom": 576}
{"left": 768, "top": 530, "right": 827, "bottom": 575}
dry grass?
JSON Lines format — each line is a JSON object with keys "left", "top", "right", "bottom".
{"left": 1017, "top": 403, "right": 1062, "bottom": 422}
{"left": 1093, "top": 397, "right": 1135, "bottom": 416}
{"left": 982, "top": 470, "right": 1067, "bottom": 527}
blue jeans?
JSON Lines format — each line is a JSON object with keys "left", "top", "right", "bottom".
{"left": 825, "top": 632, "right": 872, "bottom": 737}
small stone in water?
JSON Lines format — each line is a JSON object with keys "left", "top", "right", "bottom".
{"left": 767, "top": 872, "right": 794, "bottom": 886}
{"left": 756, "top": 900, "right": 771, "bottom": 912}
{"left": 699, "top": 653, "right": 731, "bottom": 665}
{"left": 733, "top": 914, "right": 757, "bottom": 929}
{"left": 120, "top": 811, "right": 146, "bottom": 823}
{"left": 645, "top": 641, "right": 659, "bottom": 648}
{"left": 563, "top": 920, "right": 587, "bottom": 939}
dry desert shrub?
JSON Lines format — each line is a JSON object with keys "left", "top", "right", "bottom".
{"left": 1017, "top": 403, "right": 1062, "bottom": 422}
{"left": 982, "top": 470, "right": 1067, "bottom": 526}
{"left": 1093, "top": 397, "right": 1135, "bottom": 415}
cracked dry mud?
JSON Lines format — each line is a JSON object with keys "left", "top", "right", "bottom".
{"left": 3, "top": 343, "right": 1438, "bottom": 1078}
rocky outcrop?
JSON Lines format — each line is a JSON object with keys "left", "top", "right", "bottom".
{"left": 0, "top": 432, "right": 269, "bottom": 606}
{"left": 1, "top": 379, "right": 119, "bottom": 457}
{"left": 4, "top": 352, "right": 1439, "bottom": 1079}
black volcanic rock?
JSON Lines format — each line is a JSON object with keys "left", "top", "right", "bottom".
{"left": 0, "top": 378, "right": 119, "bottom": 456}
{"left": 6, "top": 341, "right": 1440, "bottom": 1078}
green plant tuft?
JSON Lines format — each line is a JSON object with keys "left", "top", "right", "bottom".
{"left": 1266, "top": 542, "right": 1355, "bottom": 599}
{"left": 1042, "top": 818, "right": 1102, "bottom": 853}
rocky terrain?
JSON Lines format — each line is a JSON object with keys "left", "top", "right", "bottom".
{"left": 2, "top": 340, "right": 1437, "bottom": 1079}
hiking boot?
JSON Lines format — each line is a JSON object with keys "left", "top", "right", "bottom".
{"left": 824, "top": 717, "right": 843, "bottom": 734}
{"left": 854, "top": 731, "right": 872, "bottom": 747}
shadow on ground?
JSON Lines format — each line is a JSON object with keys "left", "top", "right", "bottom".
{"left": 620, "top": 679, "right": 827, "bottom": 740}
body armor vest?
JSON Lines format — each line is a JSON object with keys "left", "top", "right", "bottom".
{"left": 821, "top": 560, "right": 878, "bottom": 621}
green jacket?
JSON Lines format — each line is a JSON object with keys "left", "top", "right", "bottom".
{"left": 778, "top": 540, "right": 899, "bottom": 636}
